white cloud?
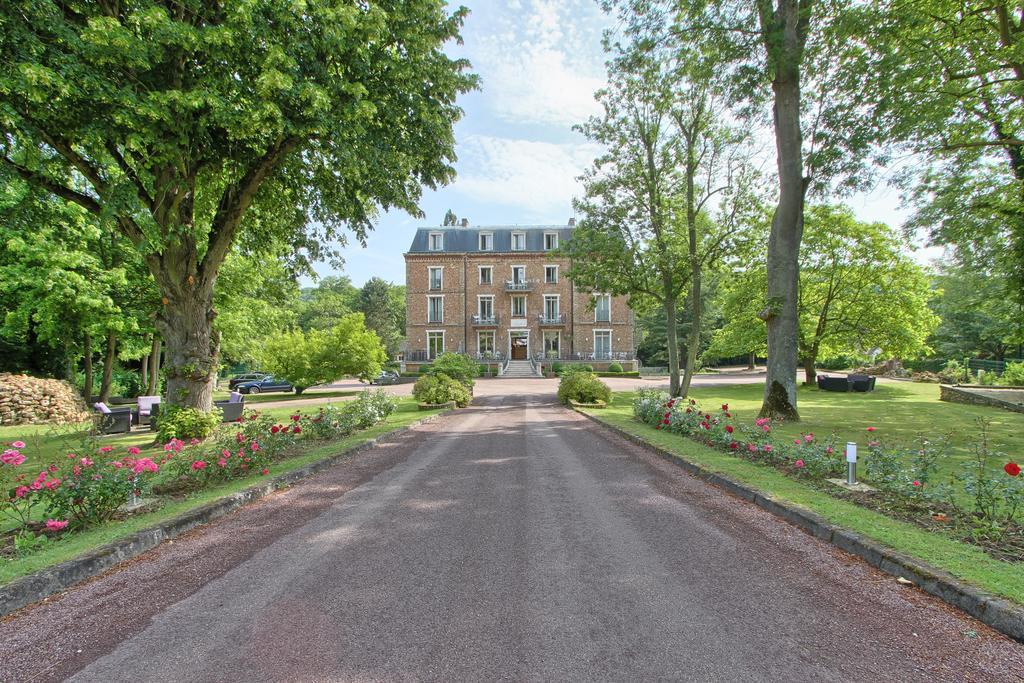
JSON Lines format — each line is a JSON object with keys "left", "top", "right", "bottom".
{"left": 453, "top": 134, "right": 602, "bottom": 219}
{"left": 467, "top": 0, "right": 609, "bottom": 127}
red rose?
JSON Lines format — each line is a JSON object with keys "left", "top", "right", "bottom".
{"left": 291, "top": 414, "right": 300, "bottom": 422}
{"left": 662, "top": 418, "right": 670, "bottom": 425}
{"left": 729, "top": 441, "right": 738, "bottom": 450}
{"left": 1005, "top": 462, "right": 1022, "bottom": 477}
{"left": 271, "top": 425, "right": 280, "bottom": 434}
{"left": 721, "top": 404, "right": 729, "bottom": 411}
{"left": 725, "top": 425, "right": 734, "bottom": 434}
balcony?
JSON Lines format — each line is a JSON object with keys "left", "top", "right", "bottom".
{"left": 505, "top": 279, "right": 536, "bottom": 292}
{"left": 471, "top": 314, "right": 499, "bottom": 327}
{"left": 537, "top": 313, "right": 566, "bottom": 326}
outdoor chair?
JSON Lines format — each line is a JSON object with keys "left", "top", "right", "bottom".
{"left": 816, "top": 375, "right": 851, "bottom": 392}
{"left": 93, "top": 402, "right": 133, "bottom": 434}
{"left": 215, "top": 394, "right": 246, "bottom": 422}
{"left": 848, "top": 374, "right": 876, "bottom": 392}
{"left": 135, "top": 395, "right": 161, "bottom": 426}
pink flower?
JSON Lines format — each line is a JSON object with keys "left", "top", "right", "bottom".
{"left": 794, "top": 459, "right": 805, "bottom": 468}
{"left": 190, "top": 438, "right": 200, "bottom": 446}
{"left": 14, "top": 486, "right": 29, "bottom": 498}
{"left": 132, "top": 458, "right": 158, "bottom": 474}
{"left": 747, "top": 443, "right": 758, "bottom": 453}
{"left": 804, "top": 434, "right": 814, "bottom": 443}
{"left": 764, "top": 444, "right": 774, "bottom": 453}
{"left": 1, "top": 450, "right": 25, "bottom": 466}
{"left": 236, "top": 432, "right": 245, "bottom": 443}
{"left": 825, "top": 446, "right": 834, "bottom": 455}
{"left": 80, "top": 457, "right": 94, "bottom": 467}
{"left": 218, "top": 458, "right": 228, "bottom": 468}
{"left": 912, "top": 480, "right": 921, "bottom": 487}
{"left": 127, "top": 447, "right": 141, "bottom": 456}
{"left": 98, "top": 446, "right": 114, "bottom": 453}
{"left": 222, "top": 449, "right": 231, "bottom": 458}
{"left": 45, "top": 519, "right": 68, "bottom": 532}
{"left": 261, "top": 468, "right": 270, "bottom": 475}
{"left": 112, "top": 461, "right": 123, "bottom": 469}
{"left": 44, "top": 478, "right": 61, "bottom": 489}
{"left": 866, "top": 426, "right": 876, "bottom": 432}
{"left": 762, "top": 425, "right": 771, "bottom": 433}
{"left": 11, "top": 441, "right": 25, "bottom": 449}
{"left": 191, "top": 460, "right": 207, "bottom": 471}
{"left": 72, "top": 465, "right": 81, "bottom": 476}
{"left": 250, "top": 442, "right": 260, "bottom": 452}
{"left": 794, "top": 439, "right": 802, "bottom": 445}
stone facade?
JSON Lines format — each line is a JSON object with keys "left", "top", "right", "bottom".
{"left": 0, "top": 373, "right": 91, "bottom": 425}
{"left": 404, "top": 224, "right": 635, "bottom": 369}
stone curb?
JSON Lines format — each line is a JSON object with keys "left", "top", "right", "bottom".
{"left": 571, "top": 407, "right": 1024, "bottom": 644}
{"left": 0, "top": 410, "right": 453, "bottom": 618}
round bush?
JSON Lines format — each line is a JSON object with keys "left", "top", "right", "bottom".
{"left": 607, "top": 362, "right": 623, "bottom": 373}
{"left": 155, "top": 406, "right": 222, "bottom": 442}
{"left": 557, "top": 372, "right": 611, "bottom": 405}
{"left": 413, "top": 373, "right": 471, "bottom": 407}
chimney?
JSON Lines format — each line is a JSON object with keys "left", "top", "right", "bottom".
{"left": 460, "top": 218, "right": 469, "bottom": 227}
{"left": 568, "top": 217, "right": 576, "bottom": 226}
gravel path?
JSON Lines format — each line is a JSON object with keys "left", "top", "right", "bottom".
{"left": 3, "top": 392, "right": 1022, "bottom": 681}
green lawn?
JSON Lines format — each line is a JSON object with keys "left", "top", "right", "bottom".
{"left": 683, "top": 381, "right": 1024, "bottom": 481}
{"left": 0, "top": 398, "right": 441, "bottom": 584}
{"left": 584, "top": 393, "right": 1024, "bottom": 606}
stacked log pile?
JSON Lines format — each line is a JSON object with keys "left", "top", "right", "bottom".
{"left": 0, "top": 373, "right": 90, "bottom": 425}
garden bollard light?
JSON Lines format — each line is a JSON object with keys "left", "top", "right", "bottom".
{"left": 846, "top": 442, "right": 858, "bottom": 486}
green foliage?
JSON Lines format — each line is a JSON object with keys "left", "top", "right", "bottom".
{"left": 156, "top": 406, "right": 222, "bottom": 443}
{"left": 1001, "top": 363, "right": 1024, "bottom": 387}
{"left": 552, "top": 362, "right": 564, "bottom": 374}
{"left": 413, "top": 373, "right": 471, "bottom": 407}
{"left": 939, "top": 360, "right": 970, "bottom": 384}
{"left": 260, "top": 313, "right": 387, "bottom": 393}
{"left": 707, "top": 205, "right": 938, "bottom": 371}
{"left": 298, "top": 277, "right": 361, "bottom": 331}
{"left": 46, "top": 454, "right": 154, "bottom": 529}
{"left": 928, "top": 264, "right": 1023, "bottom": 361}
{"left": 557, "top": 372, "right": 611, "bottom": 405}
{"left": 215, "top": 252, "right": 300, "bottom": 365}
{"left": 358, "top": 277, "right": 405, "bottom": 358}
{"left": 607, "top": 362, "right": 624, "bottom": 373}
{"left": 427, "top": 352, "right": 478, "bottom": 387}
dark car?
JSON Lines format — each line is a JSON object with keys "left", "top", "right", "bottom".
{"left": 369, "top": 370, "right": 400, "bottom": 385}
{"left": 228, "top": 373, "right": 269, "bottom": 390}
{"left": 235, "top": 376, "right": 294, "bottom": 395}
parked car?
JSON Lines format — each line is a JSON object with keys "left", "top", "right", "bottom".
{"left": 235, "top": 376, "right": 294, "bottom": 395}
{"left": 370, "top": 370, "right": 400, "bottom": 385}
{"left": 228, "top": 373, "right": 269, "bottom": 390}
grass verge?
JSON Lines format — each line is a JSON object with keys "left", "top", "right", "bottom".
{"left": 1, "top": 399, "right": 441, "bottom": 586}
{"left": 582, "top": 393, "right": 1024, "bottom": 606}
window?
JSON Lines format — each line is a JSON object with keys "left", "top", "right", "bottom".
{"left": 544, "top": 265, "right": 558, "bottom": 284}
{"left": 428, "top": 267, "right": 443, "bottom": 290}
{"left": 428, "top": 232, "right": 443, "bottom": 251}
{"left": 511, "top": 232, "right": 526, "bottom": 251}
{"left": 543, "top": 331, "right": 560, "bottom": 356}
{"left": 478, "top": 330, "right": 495, "bottom": 356}
{"left": 479, "top": 232, "right": 493, "bottom": 251}
{"left": 595, "top": 294, "right": 611, "bottom": 322}
{"left": 544, "top": 232, "right": 559, "bottom": 250}
{"left": 511, "top": 266, "right": 526, "bottom": 284}
{"left": 479, "top": 266, "right": 492, "bottom": 285}
{"left": 594, "top": 330, "right": 612, "bottom": 359}
{"left": 427, "top": 331, "right": 444, "bottom": 359}
{"left": 544, "top": 295, "right": 559, "bottom": 321}
{"left": 427, "top": 296, "right": 443, "bottom": 323}
{"left": 478, "top": 296, "right": 494, "bottom": 321}
{"left": 512, "top": 295, "right": 526, "bottom": 317}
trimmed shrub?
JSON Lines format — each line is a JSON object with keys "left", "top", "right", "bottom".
{"left": 607, "top": 362, "right": 623, "bottom": 373}
{"left": 428, "top": 353, "right": 479, "bottom": 387}
{"left": 557, "top": 372, "right": 611, "bottom": 405}
{"left": 155, "top": 405, "right": 222, "bottom": 442}
{"left": 552, "top": 361, "right": 563, "bottom": 374}
{"left": 414, "top": 373, "right": 471, "bottom": 407}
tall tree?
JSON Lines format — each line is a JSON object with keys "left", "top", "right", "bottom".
{"left": 358, "top": 277, "right": 404, "bottom": 358}
{"left": 298, "top": 276, "right": 361, "bottom": 332}
{"left": 568, "top": 4, "right": 752, "bottom": 395}
{"left": 1, "top": 1, "right": 476, "bottom": 410}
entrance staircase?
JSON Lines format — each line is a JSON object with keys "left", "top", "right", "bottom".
{"left": 502, "top": 360, "right": 542, "bottom": 378}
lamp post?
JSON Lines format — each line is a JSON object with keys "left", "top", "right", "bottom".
{"left": 846, "top": 442, "right": 858, "bottom": 486}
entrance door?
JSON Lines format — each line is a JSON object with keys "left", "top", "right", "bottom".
{"left": 510, "top": 333, "right": 528, "bottom": 360}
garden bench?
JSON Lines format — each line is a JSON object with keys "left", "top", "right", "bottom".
{"left": 92, "top": 402, "right": 133, "bottom": 434}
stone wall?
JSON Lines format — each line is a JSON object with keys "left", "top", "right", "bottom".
{"left": 0, "top": 374, "right": 91, "bottom": 425}
{"left": 939, "top": 384, "right": 1024, "bottom": 415}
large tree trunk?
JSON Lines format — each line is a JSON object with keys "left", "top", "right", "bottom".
{"left": 664, "top": 293, "right": 681, "bottom": 396}
{"left": 83, "top": 331, "right": 94, "bottom": 404}
{"left": 758, "top": 0, "right": 808, "bottom": 421}
{"left": 148, "top": 335, "right": 161, "bottom": 396}
{"left": 98, "top": 330, "right": 117, "bottom": 403}
{"left": 748, "top": 352, "right": 756, "bottom": 370}
{"left": 679, "top": 254, "right": 702, "bottom": 397}
{"left": 140, "top": 347, "right": 149, "bottom": 394}
{"left": 156, "top": 282, "right": 219, "bottom": 411}
{"left": 802, "top": 354, "right": 817, "bottom": 385}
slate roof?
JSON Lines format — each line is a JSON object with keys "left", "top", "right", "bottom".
{"left": 406, "top": 225, "right": 576, "bottom": 254}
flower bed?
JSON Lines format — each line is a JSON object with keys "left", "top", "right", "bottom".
{"left": 633, "top": 389, "right": 1023, "bottom": 561}
{"left": 1, "top": 391, "right": 396, "bottom": 558}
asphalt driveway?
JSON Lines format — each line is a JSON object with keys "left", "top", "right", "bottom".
{"left": 3, "top": 393, "right": 1022, "bottom": 681}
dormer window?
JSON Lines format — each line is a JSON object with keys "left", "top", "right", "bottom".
{"left": 428, "top": 232, "right": 444, "bottom": 251}
{"left": 544, "top": 232, "right": 559, "bottom": 250}
{"left": 479, "top": 232, "right": 493, "bottom": 251}
{"left": 511, "top": 232, "right": 526, "bottom": 251}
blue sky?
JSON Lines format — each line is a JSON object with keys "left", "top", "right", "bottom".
{"left": 322, "top": 0, "right": 919, "bottom": 287}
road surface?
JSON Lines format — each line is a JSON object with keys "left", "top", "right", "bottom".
{"left": 3, "top": 392, "right": 1022, "bottom": 681}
